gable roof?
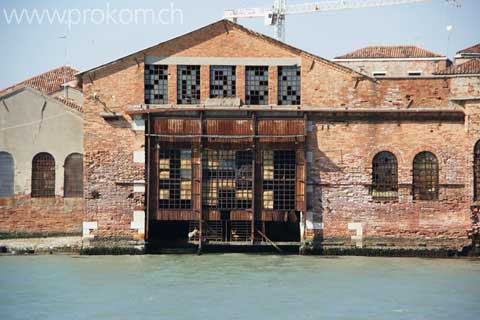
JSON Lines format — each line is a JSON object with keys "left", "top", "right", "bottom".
{"left": 457, "top": 43, "right": 480, "bottom": 55}
{"left": 77, "top": 19, "right": 373, "bottom": 81}
{"left": 334, "top": 45, "right": 445, "bottom": 59}
{"left": 1, "top": 66, "right": 79, "bottom": 95}
{"left": 0, "top": 86, "right": 83, "bottom": 115}
{"left": 434, "top": 58, "right": 480, "bottom": 75}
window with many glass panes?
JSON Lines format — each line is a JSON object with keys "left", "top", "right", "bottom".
{"left": 177, "top": 65, "right": 200, "bottom": 104}
{"left": 372, "top": 151, "right": 398, "bottom": 200}
{"left": 158, "top": 149, "right": 192, "bottom": 209}
{"left": 210, "top": 66, "right": 236, "bottom": 98}
{"left": 413, "top": 152, "right": 439, "bottom": 200}
{"left": 245, "top": 66, "right": 268, "bottom": 105}
{"left": 144, "top": 64, "right": 168, "bottom": 104}
{"left": 278, "top": 66, "right": 301, "bottom": 105}
{"left": 263, "top": 150, "right": 296, "bottom": 210}
{"left": 32, "top": 153, "right": 55, "bottom": 197}
{"left": 202, "top": 150, "right": 253, "bottom": 210}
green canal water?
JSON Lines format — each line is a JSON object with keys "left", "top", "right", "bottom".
{"left": 0, "top": 255, "right": 479, "bottom": 320}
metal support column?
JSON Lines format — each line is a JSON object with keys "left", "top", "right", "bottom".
{"left": 145, "top": 112, "right": 151, "bottom": 241}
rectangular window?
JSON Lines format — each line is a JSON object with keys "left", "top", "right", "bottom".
{"left": 278, "top": 66, "right": 301, "bottom": 105}
{"left": 372, "top": 71, "right": 387, "bottom": 77}
{"left": 144, "top": 65, "right": 168, "bottom": 104}
{"left": 203, "top": 150, "right": 253, "bottom": 210}
{"left": 263, "top": 150, "right": 296, "bottom": 210}
{"left": 210, "top": 66, "right": 236, "bottom": 98}
{"left": 408, "top": 71, "right": 422, "bottom": 76}
{"left": 245, "top": 66, "right": 268, "bottom": 105}
{"left": 158, "top": 149, "right": 192, "bottom": 209}
{"left": 177, "top": 65, "right": 200, "bottom": 104}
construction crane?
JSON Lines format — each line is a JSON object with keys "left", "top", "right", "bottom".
{"left": 224, "top": 0, "right": 460, "bottom": 42}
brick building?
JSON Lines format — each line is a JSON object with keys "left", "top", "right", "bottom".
{"left": 0, "top": 66, "right": 84, "bottom": 238}
{"left": 454, "top": 43, "right": 480, "bottom": 66}
{"left": 333, "top": 45, "right": 450, "bottom": 77}
{"left": 74, "top": 20, "right": 480, "bottom": 253}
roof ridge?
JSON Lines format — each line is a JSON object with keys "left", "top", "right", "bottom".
{"left": 457, "top": 43, "right": 480, "bottom": 54}
{"left": 334, "top": 45, "right": 445, "bottom": 59}
{"left": 54, "top": 95, "right": 83, "bottom": 113}
{"left": 77, "top": 19, "right": 373, "bottom": 81}
{"left": 434, "top": 58, "right": 480, "bottom": 75}
{"left": 0, "top": 65, "right": 79, "bottom": 95}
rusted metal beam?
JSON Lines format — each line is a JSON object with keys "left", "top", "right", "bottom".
{"left": 146, "top": 133, "right": 305, "bottom": 139}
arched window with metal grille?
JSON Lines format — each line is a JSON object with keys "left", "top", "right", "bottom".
{"left": 412, "top": 152, "right": 439, "bottom": 200}
{"left": 474, "top": 141, "right": 480, "bottom": 201}
{"left": 0, "top": 152, "right": 14, "bottom": 197}
{"left": 372, "top": 151, "right": 398, "bottom": 200}
{"left": 64, "top": 153, "right": 83, "bottom": 198}
{"left": 31, "top": 153, "right": 55, "bottom": 197}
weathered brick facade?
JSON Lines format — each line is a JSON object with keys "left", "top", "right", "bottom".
{"left": 78, "top": 20, "right": 479, "bottom": 253}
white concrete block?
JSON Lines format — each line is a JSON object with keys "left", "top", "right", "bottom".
{"left": 133, "top": 150, "right": 145, "bottom": 163}
{"left": 132, "top": 115, "right": 145, "bottom": 131}
{"left": 305, "top": 212, "right": 323, "bottom": 230}
{"left": 130, "top": 210, "right": 145, "bottom": 235}
{"left": 348, "top": 222, "right": 363, "bottom": 248}
{"left": 306, "top": 151, "right": 313, "bottom": 163}
{"left": 82, "top": 221, "right": 98, "bottom": 239}
{"left": 133, "top": 180, "right": 145, "bottom": 193}
{"left": 307, "top": 121, "right": 313, "bottom": 132}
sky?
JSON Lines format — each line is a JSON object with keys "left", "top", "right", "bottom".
{"left": 0, "top": 0, "right": 479, "bottom": 89}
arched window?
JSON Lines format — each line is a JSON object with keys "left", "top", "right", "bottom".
{"left": 32, "top": 153, "right": 55, "bottom": 197}
{"left": 372, "top": 151, "right": 398, "bottom": 200}
{"left": 64, "top": 153, "right": 83, "bottom": 198}
{"left": 0, "top": 152, "right": 14, "bottom": 197}
{"left": 413, "top": 152, "right": 439, "bottom": 200}
{"left": 474, "top": 141, "right": 480, "bottom": 200}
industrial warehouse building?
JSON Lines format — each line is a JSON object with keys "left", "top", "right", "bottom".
{"left": 2, "top": 19, "right": 480, "bottom": 254}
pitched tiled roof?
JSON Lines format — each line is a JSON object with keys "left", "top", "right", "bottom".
{"left": 0, "top": 66, "right": 79, "bottom": 95}
{"left": 334, "top": 45, "right": 445, "bottom": 59}
{"left": 434, "top": 58, "right": 480, "bottom": 75}
{"left": 54, "top": 95, "right": 83, "bottom": 113}
{"left": 457, "top": 43, "right": 480, "bottom": 55}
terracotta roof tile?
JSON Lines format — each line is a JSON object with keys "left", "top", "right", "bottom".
{"left": 0, "top": 66, "right": 79, "bottom": 95}
{"left": 334, "top": 45, "right": 444, "bottom": 59}
{"left": 457, "top": 43, "right": 480, "bottom": 55}
{"left": 54, "top": 95, "right": 83, "bottom": 113}
{"left": 434, "top": 58, "right": 480, "bottom": 75}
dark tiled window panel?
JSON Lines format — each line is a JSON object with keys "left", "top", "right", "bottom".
{"left": 177, "top": 65, "right": 200, "bottom": 104}
{"left": 372, "top": 152, "right": 398, "bottom": 200}
{"left": 158, "top": 149, "right": 192, "bottom": 209}
{"left": 31, "top": 153, "right": 55, "bottom": 198}
{"left": 245, "top": 66, "right": 268, "bottom": 105}
{"left": 64, "top": 153, "right": 83, "bottom": 198}
{"left": 202, "top": 150, "right": 253, "bottom": 210}
{"left": 278, "top": 66, "right": 301, "bottom": 105}
{"left": 210, "top": 66, "right": 236, "bottom": 98}
{"left": 475, "top": 141, "right": 480, "bottom": 200}
{"left": 0, "top": 152, "right": 14, "bottom": 197}
{"left": 413, "top": 152, "right": 439, "bottom": 201}
{"left": 144, "top": 64, "right": 168, "bottom": 104}
{"left": 263, "top": 150, "right": 296, "bottom": 210}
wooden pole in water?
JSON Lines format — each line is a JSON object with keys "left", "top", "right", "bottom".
{"left": 257, "top": 230, "right": 283, "bottom": 253}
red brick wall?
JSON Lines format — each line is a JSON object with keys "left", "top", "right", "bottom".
{"left": 82, "top": 62, "right": 144, "bottom": 239}
{"left": 80, "top": 21, "right": 477, "bottom": 249}
{"left": 0, "top": 195, "right": 84, "bottom": 235}
{"left": 306, "top": 117, "right": 471, "bottom": 248}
